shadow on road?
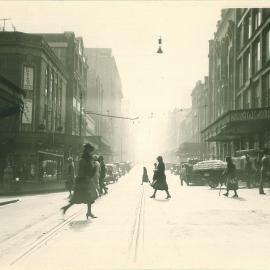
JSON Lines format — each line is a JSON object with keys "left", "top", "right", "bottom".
{"left": 153, "top": 198, "right": 170, "bottom": 203}
{"left": 69, "top": 220, "right": 91, "bottom": 231}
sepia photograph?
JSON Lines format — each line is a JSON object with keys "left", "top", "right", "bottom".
{"left": 1, "top": 0, "right": 270, "bottom": 269}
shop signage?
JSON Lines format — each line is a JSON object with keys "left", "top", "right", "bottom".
{"left": 23, "top": 66, "right": 34, "bottom": 90}
{"left": 22, "top": 98, "right": 32, "bottom": 124}
{"left": 230, "top": 108, "right": 270, "bottom": 121}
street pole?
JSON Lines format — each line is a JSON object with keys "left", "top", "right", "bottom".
{"left": 79, "top": 92, "right": 82, "bottom": 136}
{"left": 0, "top": 18, "right": 11, "bottom": 31}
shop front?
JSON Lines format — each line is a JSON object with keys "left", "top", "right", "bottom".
{"left": 201, "top": 107, "right": 270, "bottom": 160}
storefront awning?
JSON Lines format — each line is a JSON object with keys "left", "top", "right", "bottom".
{"left": 38, "top": 150, "right": 64, "bottom": 158}
{"left": 202, "top": 108, "right": 270, "bottom": 142}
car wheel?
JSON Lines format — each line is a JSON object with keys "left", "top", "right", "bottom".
{"left": 208, "top": 178, "right": 219, "bottom": 188}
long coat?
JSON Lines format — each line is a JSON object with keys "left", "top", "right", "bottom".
{"left": 70, "top": 155, "right": 99, "bottom": 204}
{"left": 142, "top": 169, "right": 149, "bottom": 183}
{"left": 224, "top": 162, "right": 238, "bottom": 190}
{"left": 65, "top": 163, "right": 75, "bottom": 190}
{"left": 151, "top": 162, "right": 168, "bottom": 191}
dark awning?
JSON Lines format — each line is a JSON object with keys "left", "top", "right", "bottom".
{"left": 0, "top": 103, "right": 23, "bottom": 118}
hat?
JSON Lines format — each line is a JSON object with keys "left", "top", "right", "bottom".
{"left": 83, "top": 143, "right": 95, "bottom": 152}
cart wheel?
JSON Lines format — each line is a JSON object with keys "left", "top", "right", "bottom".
{"left": 208, "top": 179, "right": 219, "bottom": 188}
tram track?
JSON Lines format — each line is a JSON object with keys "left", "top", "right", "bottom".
{"left": 128, "top": 185, "right": 145, "bottom": 265}
{"left": 8, "top": 207, "right": 84, "bottom": 266}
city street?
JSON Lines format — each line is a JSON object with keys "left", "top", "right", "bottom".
{"left": 1, "top": 166, "right": 270, "bottom": 270}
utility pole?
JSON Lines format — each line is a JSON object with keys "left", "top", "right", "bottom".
{"left": 0, "top": 18, "right": 11, "bottom": 31}
{"left": 79, "top": 92, "right": 82, "bottom": 136}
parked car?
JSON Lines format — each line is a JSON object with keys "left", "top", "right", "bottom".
{"left": 104, "top": 164, "right": 118, "bottom": 184}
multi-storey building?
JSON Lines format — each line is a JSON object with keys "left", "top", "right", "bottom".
{"left": 40, "top": 33, "right": 95, "bottom": 138}
{"left": 201, "top": 8, "right": 270, "bottom": 159}
{"left": 201, "top": 9, "right": 237, "bottom": 159}
{"left": 85, "top": 48, "right": 123, "bottom": 161}
{"left": 234, "top": 8, "right": 270, "bottom": 152}
{"left": 0, "top": 31, "right": 68, "bottom": 182}
{"left": 0, "top": 73, "right": 25, "bottom": 184}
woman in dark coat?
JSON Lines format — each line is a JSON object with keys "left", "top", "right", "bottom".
{"left": 223, "top": 156, "right": 238, "bottom": 198}
{"left": 141, "top": 167, "right": 149, "bottom": 185}
{"left": 65, "top": 157, "right": 75, "bottom": 197}
{"left": 150, "top": 156, "right": 171, "bottom": 199}
{"left": 61, "top": 143, "right": 98, "bottom": 219}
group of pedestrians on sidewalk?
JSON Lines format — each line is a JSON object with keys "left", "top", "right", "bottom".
{"left": 141, "top": 156, "right": 171, "bottom": 199}
{"left": 222, "top": 149, "right": 270, "bottom": 198}
{"left": 61, "top": 143, "right": 108, "bottom": 219}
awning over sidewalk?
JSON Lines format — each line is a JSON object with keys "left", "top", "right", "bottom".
{"left": 0, "top": 74, "right": 25, "bottom": 119}
{"left": 201, "top": 108, "right": 270, "bottom": 142}
{"left": 177, "top": 142, "right": 203, "bottom": 154}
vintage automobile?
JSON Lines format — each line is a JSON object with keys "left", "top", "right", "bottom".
{"left": 104, "top": 164, "right": 119, "bottom": 184}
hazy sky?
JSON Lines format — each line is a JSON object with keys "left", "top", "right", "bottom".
{"left": 0, "top": 0, "right": 242, "bottom": 115}
{"left": 2, "top": 1, "right": 269, "bottom": 160}
{"left": 2, "top": 1, "right": 269, "bottom": 116}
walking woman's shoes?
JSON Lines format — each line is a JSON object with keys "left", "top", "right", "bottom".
{"left": 223, "top": 193, "right": 228, "bottom": 197}
{"left": 150, "top": 195, "right": 155, "bottom": 198}
{"left": 86, "top": 213, "right": 97, "bottom": 219}
{"left": 61, "top": 206, "right": 67, "bottom": 215}
{"left": 166, "top": 195, "right": 171, "bottom": 199}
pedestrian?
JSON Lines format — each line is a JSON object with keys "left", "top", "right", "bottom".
{"left": 98, "top": 155, "right": 108, "bottom": 195}
{"left": 65, "top": 157, "right": 75, "bottom": 197}
{"left": 92, "top": 155, "right": 100, "bottom": 196}
{"left": 3, "top": 163, "right": 13, "bottom": 188}
{"left": 61, "top": 143, "right": 99, "bottom": 219}
{"left": 150, "top": 156, "right": 171, "bottom": 199}
{"left": 152, "top": 163, "right": 157, "bottom": 183}
{"left": 245, "top": 154, "right": 253, "bottom": 188}
{"left": 223, "top": 156, "right": 238, "bottom": 198}
{"left": 259, "top": 149, "right": 270, "bottom": 195}
{"left": 141, "top": 167, "right": 149, "bottom": 185}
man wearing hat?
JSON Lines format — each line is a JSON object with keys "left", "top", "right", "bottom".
{"left": 259, "top": 149, "right": 270, "bottom": 195}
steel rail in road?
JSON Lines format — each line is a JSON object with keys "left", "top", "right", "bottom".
{"left": 128, "top": 185, "right": 145, "bottom": 265}
{"left": 9, "top": 208, "right": 84, "bottom": 266}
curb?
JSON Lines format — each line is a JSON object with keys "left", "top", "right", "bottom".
{"left": 0, "top": 199, "right": 19, "bottom": 206}
{"left": 0, "top": 188, "right": 66, "bottom": 196}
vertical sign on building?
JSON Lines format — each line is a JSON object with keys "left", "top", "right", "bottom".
{"left": 23, "top": 66, "right": 34, "bottom": 90}
{"left": 22, "top": 66, "right": 34, "bottom": 124}
{"left": 22, "top": 98, "right": 33, "bottom": 124}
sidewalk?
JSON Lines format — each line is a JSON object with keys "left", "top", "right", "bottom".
{"left": 0, "top": 197, "right": 19, "bottom": 206}
{"left": 0, "top": 180, "right": 66, "bottom": 196}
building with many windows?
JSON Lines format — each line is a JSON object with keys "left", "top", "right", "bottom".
{"left": 0, "top": 31, "right": 68, "bottom": 183}
{"left": 201, "top": 8, "right": 270, "bottom": 159}
{"left": 85, "top": 48, "right": 123, "bottom": 161}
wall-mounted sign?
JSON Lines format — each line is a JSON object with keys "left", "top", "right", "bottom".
{"left": 231, "top": 108, "right": 270, "bottom": 122}
{"left": 22, "top": 98, "right": 32, "bottom": 124}
{"left": 23, "top": 66, "right": 34, "bottom": 90}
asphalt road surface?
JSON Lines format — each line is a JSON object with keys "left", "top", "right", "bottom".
{"left": 1, "top": 165, "right": 270, "bottom": 270}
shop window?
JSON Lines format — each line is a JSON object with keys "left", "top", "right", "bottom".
{"left": 254, "top": 40, "right": 261, "bottom": 73}
{"left": 239, "top": 24, "right": 244, "bottom": 49}
{"left": 248, "top": 16, "right": 252, "bottom": 39}
{"left": 265, "top": 29, "right": 270, "bottom": 60}
{"left": 244, "top": 52, "right": 251, "bottom": 81}
{"left": 254, "top": 9, "right": 262, "bottom": 30}
{"left": 262, "top": 72, "right": 270, "bottom": 107}
{"left": 237, "top": 59, "right": 243, "bottom": 88}
{"left": 253, "top": 83, "right": 261, "bottom": 108}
